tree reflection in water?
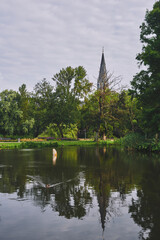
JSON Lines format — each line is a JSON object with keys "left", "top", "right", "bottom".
{"left": 25, "top": 173, "right": 92, "bottom": 219}
{"left": 129, "top": 157, "right": 160, "bottom": 240}
{"left": 0, "top": 147, "right": 160, "bottom": 238}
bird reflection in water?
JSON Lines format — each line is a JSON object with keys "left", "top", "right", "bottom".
{"left": 27, "top": 175, "right": 73, "bottom": 189}
{"left": 27, "top": 149, "right": 58, "bottom": 189}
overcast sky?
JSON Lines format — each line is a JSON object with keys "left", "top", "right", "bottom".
{"left": 0, "top": 0, "right": 156, "bottom": 92}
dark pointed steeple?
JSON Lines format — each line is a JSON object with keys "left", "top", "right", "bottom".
{"left": 97, "top": 48, "right": 108, "bottom": 90}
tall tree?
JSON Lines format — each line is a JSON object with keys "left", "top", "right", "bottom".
{"left": 32, "top": 79, "right": 54, "bottom": 136}
{"left": 17, "top": 84, "right": 34, "bottom": 135}
{"left": 80, "top": 90, "right": 136, "bottom": 139}
{"left": 51, "top": 66, "right": 92, "bottom": 137}
{"left": 0, "top": 90, "right": 22, "bottom": 135}
{"left": 130, "top": 1, "right": 160, "bottom": 136}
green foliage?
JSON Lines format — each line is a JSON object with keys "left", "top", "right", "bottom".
{"left": 0, "top": 64, "right": 140, "bottom": 142}
{"left": 122, "top": 132, "right": 160, "bottom": 152}
{"left": 122, "top": 133, "right": 146, "bottom": 149}
{"left": 22, "top": 119, "right": 35, "bottom": 134}
{"left": 39, "top": 124, "right": 59, "bottom": 138}
{"left": 17, "top": 84, "right": 35, "bottom": 135}
{"left": 31, "top": 78, "right": 54, "bottom": 136}
{"left": 51, "top": 66, "right": 92, "bottom": 137}
{"left": 80, "top": 90, "right": 139, "bottom": 138}
{"left": 0, "top": 66, "right": 92, "bottom": 139}
{"left": 52, "top": 66, "right": 92, "bottom": 99}
{"left": 0, "top": 90, "right": 23, "bottom": 135}
{"left": 63, "top": 124, "right": 78, "bottom": 139}
{"left": 0, "top": 86, "right": 36, "bottom": 136}
{"left": 130, "top": 1, "right": 160, "bottom": 135}
{"left": 39, "top": 124, "right": 78, "bottom": 139}
{"left": 0, "top": 139, "right": 117, "bottom": 149}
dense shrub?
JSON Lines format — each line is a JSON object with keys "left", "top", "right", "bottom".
{"left": 39, "top": 124, "right": 78, "bottom": 139}
{"left": 122, "top": 133, "right": 147, "bottom": 149}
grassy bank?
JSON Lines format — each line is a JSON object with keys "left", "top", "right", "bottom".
{"left": 0, "top": 139, "right": 118, "bottom": 150}
{"left": 1, "top": 135, "right": 160, "bottom": 152}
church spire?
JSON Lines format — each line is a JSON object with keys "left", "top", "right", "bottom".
{"left": 97, "top": 48, "right": 108, "bottom": 90}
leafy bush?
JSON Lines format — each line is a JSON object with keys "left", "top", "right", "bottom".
{"left": 39, "top": 124, "right": 78, "bottom": 139}
{"left": 122, "top": 133, "right": 146, "bottom": 149}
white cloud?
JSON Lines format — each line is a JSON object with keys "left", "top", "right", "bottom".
{"left": 0, "top": 0, "right": 156, "bottom": 91}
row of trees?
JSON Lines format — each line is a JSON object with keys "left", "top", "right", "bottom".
{"left": 0, "top": 1, "right": 159, "bottom": 139}
{"left": 0, "top": 66, "right": 139, "bottom": 138}
{"left": 0, "top": 66, "right": 91, "bottom": 137}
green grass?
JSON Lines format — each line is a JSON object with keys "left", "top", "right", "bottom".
{"left": 0, "top": 139, "right": 118, "bottom": 150}
{"left": 0, "top": 141, "right": 58, "bottom": 150}
{"left": 4, "top": 136, "right": 160, "bottom": 152}
{"left": 0, "top": 142, "right": 21, "bottom": 149}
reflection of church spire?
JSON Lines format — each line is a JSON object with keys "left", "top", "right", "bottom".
{"left": 97, "top": 48, "right": 108, "bottom": 90}
{"left": 95, "top": 148, "right": 110, "bottom": 232}
{"left": 97, "top": 174, "right": 109, "bottom": 232}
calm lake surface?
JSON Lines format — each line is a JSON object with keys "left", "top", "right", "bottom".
{"left": 0, "top": 146, "right": 160, "bottom": 240}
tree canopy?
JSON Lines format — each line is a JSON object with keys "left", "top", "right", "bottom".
{"left": 130, "top": 1, "right": 160, "bottom": 135}
{"left": 51, "top": 66, "right": 92, "bottom": 137}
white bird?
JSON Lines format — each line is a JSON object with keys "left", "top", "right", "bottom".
{"left": 52, "top": 148, "right": 57, "bottom": 165}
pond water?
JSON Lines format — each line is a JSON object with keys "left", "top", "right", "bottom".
{"left": 0, "top": 146, "right": 160, "bottom": 240}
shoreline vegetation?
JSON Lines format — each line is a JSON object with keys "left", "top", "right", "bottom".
{"left": 1, "top": 133, "right": 160, "bottom": 152}
{"left": 0, "top": 139, "right": 117, "bottom": 150}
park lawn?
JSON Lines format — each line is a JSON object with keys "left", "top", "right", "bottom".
{"left": 0, "top": 142, "right": 21, "bottom": 149}
{"left": 0, "top": 139, "right": 117, "bottom": 150}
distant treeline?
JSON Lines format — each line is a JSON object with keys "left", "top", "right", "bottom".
{"left": 0, "top": 66, "right": 138, "bottom": 139}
